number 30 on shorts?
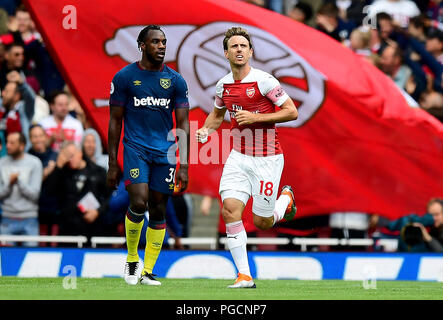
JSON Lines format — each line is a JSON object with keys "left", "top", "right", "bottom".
{"left": 259, "top": 181, "right": 274, "bottom": 196}
{"left": 165, "top": 168, "right": 175, "bottom": 183}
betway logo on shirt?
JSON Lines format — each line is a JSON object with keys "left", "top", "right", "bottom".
{"left": 133, "top": 96, "right": 170, "bottom": 108}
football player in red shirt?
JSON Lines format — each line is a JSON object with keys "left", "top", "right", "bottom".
{"left": 197, "top": 27, "right": 298, "bottom": 288}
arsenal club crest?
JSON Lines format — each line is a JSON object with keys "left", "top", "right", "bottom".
{"left": 246, "top": 87, "right": 255, "bottom": 98}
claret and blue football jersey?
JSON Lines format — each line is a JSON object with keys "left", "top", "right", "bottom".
{"left": 109, "top": 62, "right": 189, "bottom": 159}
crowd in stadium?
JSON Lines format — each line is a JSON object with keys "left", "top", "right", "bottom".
{"left": 0, "top": 0, "right": 442, "bottom": 252}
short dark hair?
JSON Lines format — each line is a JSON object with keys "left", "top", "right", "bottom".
{"left": 376, "top": 12, "right": 393, "bottom": 25}
{"left": 47, "top": 90, "right": 69, "bottom": 105}
{"left": 409, "top": 15, "right": 426, "bottom": 30}
{"left": 8, "top": 131, "right": 26, "bottom": 145}
{"left": 15, "top": 3, "right": 28, "bottom": 15}
{"left": 5, "top": 42, "right": 24, "bottom": 52}
{"left": 317, "top": 2, "right": 338, "bottom": 18}
{"left": 294, "top": 2, "right": 313, "bottom": 21}
{"left": 18, "top": 131, "right": 26, "bottom": 145}
{"left": 29, "top": 123, "right": 45, "bottom": 134}
{"left": 427, "top": 28, "right": 443, "bottom": 42}
{"left": 223, "top": 27, "right": 253, "bottom": 51}
{"left": 137, "top": 25, "right": 164, "bottom": 48}
{"left": 381, "top": 42, "right": 404, "bottom": 64}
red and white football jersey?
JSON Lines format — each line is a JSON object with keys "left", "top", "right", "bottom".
{"left": 39, "top": 114, "right": 84, "bottom": 152}
{"left": 214, "top": 67, "right": 289, "bottom": 156}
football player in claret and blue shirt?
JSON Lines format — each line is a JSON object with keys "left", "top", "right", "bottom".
{"left": 107, "top": 25, "right": 190, "bottom": 286}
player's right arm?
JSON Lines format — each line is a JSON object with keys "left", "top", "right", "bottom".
{"left": 107, "top": 105, "right": 124, "bottom": 189}
{"left": 196, "top": 81, "right": 227, "bottom": 142}
{"left": 196, "top": 106, "right": 227, "bottom": 142}
{"left": 107, "top": 72, "right": 127, "bottom": 189}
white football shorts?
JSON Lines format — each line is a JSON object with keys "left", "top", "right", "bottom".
{"left": 219, "top": 149, "right": 284, "bottom": 217}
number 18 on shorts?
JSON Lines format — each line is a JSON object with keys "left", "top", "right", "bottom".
{"left": 219, "top": 150, "right": 284, "bottom": 218}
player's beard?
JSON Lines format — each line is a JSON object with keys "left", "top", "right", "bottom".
{"left": 146, "top": 50, "right": 165, "bottom": 67}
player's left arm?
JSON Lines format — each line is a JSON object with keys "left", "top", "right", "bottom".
{"left": 175, "top": 107, "right": 189, "bottom": 192}
{"left": 235, "top": 97, "right": 298, "bottom": 126}
{"left": 174, "top": 76, "right": 190, "bottom": 192}
{"left": 236, "top": 75, "right": 298, "bottom": 125}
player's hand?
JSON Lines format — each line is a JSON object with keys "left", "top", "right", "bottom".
{"left": 196, "top": 127, "right": 209, "bottom": 143}
{"left": 106, "top": 163, "right": 120, "bottom": 189}
{"left": 235, "top": 110, "right": 257, "bottom": 126}
{"left": 175, "top": 165, "right": 188, "bottom": 192}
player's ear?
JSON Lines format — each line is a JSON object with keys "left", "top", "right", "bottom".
{"left": 224, "top": 50, "right": 229, "bottom": 60}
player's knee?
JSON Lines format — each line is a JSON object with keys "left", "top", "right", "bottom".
{"left": 130, "top": 199, "right": 148, "bottom": 215}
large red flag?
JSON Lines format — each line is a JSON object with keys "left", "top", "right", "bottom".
{"left": 24, "top": 0, "right": 443, "bottom": 220}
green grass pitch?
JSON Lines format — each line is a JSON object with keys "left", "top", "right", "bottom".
{"left": 0, "top": 277, "right": 443, "bottom": 300}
